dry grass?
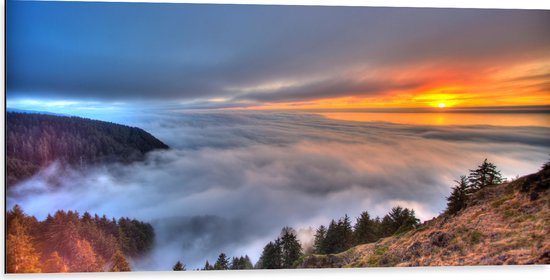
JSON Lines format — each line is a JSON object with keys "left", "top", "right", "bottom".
{"left": 301, "top": 168, "right": 550, "bottom": 268}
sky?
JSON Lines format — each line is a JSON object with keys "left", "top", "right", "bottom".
{"left": 6, "top": 1, "right": 550, "bottom": 111}
{"left": 5, "top": 1, "right": 550, "bottom": 271}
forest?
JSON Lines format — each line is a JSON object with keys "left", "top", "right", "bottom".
{"left": 6, "top": 112, "right": 169, "bottom": 187}
{"left": 6, "top": 205, "right": 154, "bottom": 273}
{"left": 168, "top": 206, "right": 421, "bottom": 271}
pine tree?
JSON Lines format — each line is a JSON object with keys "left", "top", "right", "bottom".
{"left": 109, "top": 250, "right": 131, "bottom": 272}
{"left": 379, "top": 214, "right": 395, "bottom": 237}
{"left": 259, "top": 240, "right": 282, "bottom": 269}
{"left": 371, "top": 216, "right": 383, "bottom": 240}
{"left": 279, "top": 227, "right": 302, "bottom": 268}
{"left": 70, "top": 239, "right": 103, "bottom": 272}
{"left": 338, "top": 215, "right": 354, "bottom": 252}
{"left": 379, "top": 207, "right": 420, "bottom": 236}
{"left": 43, "top": 251, "right": 69, "bottom": 273}
{"left": 446, "top": 176, "right": 470, "bottom": 215}
{"left": 398, "top": 208, "right": 420, "bottom": 234}
{"left": 323, "top": 219, "right": 339, "bottom": 254}
{"left": 468, "top": 159, "right": 504, "bottom": 190}
{"left": 354, "top": 211, "right": 377, "bottom": 244}
{"left": 313, "top": 225, "right": 327, "bottom": 254}
{"left": 230, "top": 257, "right": 240, "bottom": 270}
{"left": 242, "top": 255, "right": 253, "bottom": 269}
{"left": 172, "top": 260, "right": 186, "bottom": 271}
{"left": 6, "top": 218, "right": 42, "bottom": 273}
{"left": 203, "top": 260, "right": 213, "bottom": 270}
{"left": 390, "top": 207, "right": 420, "bottom": 234}
{"left": 213, "top": 253, "right": 230, "bottom": 270}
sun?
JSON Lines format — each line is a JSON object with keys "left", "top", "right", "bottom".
{"left": 438, "top": 102, "right": 446, "bottom": 108}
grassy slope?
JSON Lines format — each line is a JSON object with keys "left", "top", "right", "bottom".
{"left": 301, "top": 167, "right": 550, "bottom": 268}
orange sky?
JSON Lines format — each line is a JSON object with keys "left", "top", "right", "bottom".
{"left": 236, "top": 58, "right": 550, "bottom": 110}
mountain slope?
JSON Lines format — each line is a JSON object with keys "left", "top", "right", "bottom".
{"left": 301, "top": 165, "right": 550, "bottom": 267}
{"left": 6, "top": 112, "right": 169, "bottom": 187}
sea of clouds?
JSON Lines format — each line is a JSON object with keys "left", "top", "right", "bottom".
{"left": 7, "top": 111, "right": 550, "bottom": 270}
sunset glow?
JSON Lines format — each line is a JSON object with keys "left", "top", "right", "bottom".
{"left": 6, "top": 2, "right": 550, "bottom": 272}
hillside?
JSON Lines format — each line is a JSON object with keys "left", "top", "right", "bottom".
{"left": 6, "top": 205, "right": 155, "bottom": 273}
{"left": 300, "top": 165, "right": 550, "bottom": 267}
{"left": 6, "top": 112, "right": 169, "bottom": 187}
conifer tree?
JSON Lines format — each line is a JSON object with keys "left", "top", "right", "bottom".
{"left": 242, "top": 255, "right": 254, "bottom": 269}
{"left": 230, "top": 257, "right": 240, "bottom": 270}
{"left": 313, "top": 225, "right": 327, "bottom": 254}
{"left": 322, "top": 219, "right": 339, "bottom": 254}
{"left": 446, "top": 176, "right": 470, "bottom": 215}
{"left": 339, "top": 214, "right": 354, "bottom": 250}
{"left": 259, "top": 240, "right": 282, "bottom": 269}
{"left": 371, "top": 217, "right": 383, "bottom": 241}
{"left": 43, "top": 251, "right": 69, "bottom": 273}
{"left": 172, "top": 260, "right": 186, "bottom": 271}
{"left": 280, "top": 227, "right": 302, "bottom": 268}
{"left": 70, "top": 239, "right": 103, "bottom": 272}
{"left": 354, "top": 211, "right": 377, "bottom": 244}
{"left": 468, "top": 159, "right": 504, "bottom": 190}
{"left": 202, "top": 260, "right": 213, "bottom": 270}
{"left": 379, "top": 207, "right": 420, "bottom": 236}
{"left": 6, "top": 218, "right": 42, "bottom": 273}
{"left": 109, "top": 250, "right": 131, "bottom": 272}
{"left": 213, "top": 253, "right": 230, "bottom": 270}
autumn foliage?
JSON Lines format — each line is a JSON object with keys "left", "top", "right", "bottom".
{"left": 6, "top": 205, "right": 154, "bottom": 273}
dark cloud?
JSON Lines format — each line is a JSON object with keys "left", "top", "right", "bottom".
{"left": 7, "top": 2, "right": 550, "bottom": 104}
{"left": 7, "top": 111, "right": 550, "bottom": 270}
{"left": 235, "top": 77, "right": 425, "bottom": 103}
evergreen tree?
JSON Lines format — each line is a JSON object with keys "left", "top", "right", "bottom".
{"left": 320, "top": 215, "right": 355, "bottom": 254}
{"left": 229, "top": 256, "right": 253, "bottom": 270}
{"left": 313, "top": 225, "right": 327, "bottom": 254}
{"left": 172, "top": 260, "right": 186, "bottom": 271}
{"left": 6, "top": 205, "right": 154, "bottom": 274}
{"left": 390, "top": 207, "right": 420, "bottom": 234}
{"left": 203, "top": 260, "right": 213, "bottom": 270}
{"left": 379, "top": 207, "right": 420, "bottom": 236}
{"left": 379, "top": 214, "right": 395, "bottom": 237}
{"left": 242, "top": 255, "right": 254, "bottom": 269}
{"left": 259, "top": 240, "right": 282, "bottom": 269}
{"left": 446, "top": 176, "right": 470, "bottom": 215}
{"left": 43, "top": 251, "right": 69, "bottom": 273}
{"left": 354, "top": 211, "right": 377, "bottom": 244}
{"left": 213, "top": 253, "right": 230, "bottom": 270}
{"left": 279, "top": 227, "right": 302, "bottom": 268}
{"left": 337, "top": 215, "right": 354, "bottom": 252}
{"left": 110, "top": 250, "right": 131, "bottom": 272}
{"left": 230, "top": 257, "right": 240, "bottom": 270}
{"left": 371, "top": 217, "right": 383, "bottom": 240}
{"left": 70, "top": 239, "right": 103, "bottom": 272}
{"left": 468, "top": 159, "right": 504, "bottom": 190}
{"left": 6, "top": 218, "right": 42, "bottom": 273}
{"left": 323, "top": 219, "right": 340, "bottom": 254}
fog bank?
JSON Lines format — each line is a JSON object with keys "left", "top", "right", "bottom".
{"left": 7, "top": 111, "right": 550, "bottom": 270}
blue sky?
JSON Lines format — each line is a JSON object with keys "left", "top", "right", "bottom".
{"left": 6, "top": 1, "right": 550, "bottom": 111}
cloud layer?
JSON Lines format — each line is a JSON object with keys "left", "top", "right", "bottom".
{"left": 7, "top": 2, "right": 550, "bottom": 107}
{"left": 7, "top": 111, "right": 550, "bottom": 270}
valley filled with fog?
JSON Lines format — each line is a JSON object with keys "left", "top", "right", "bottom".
{"left": 7, "top": 110, "right": 550, "bottom": 270}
